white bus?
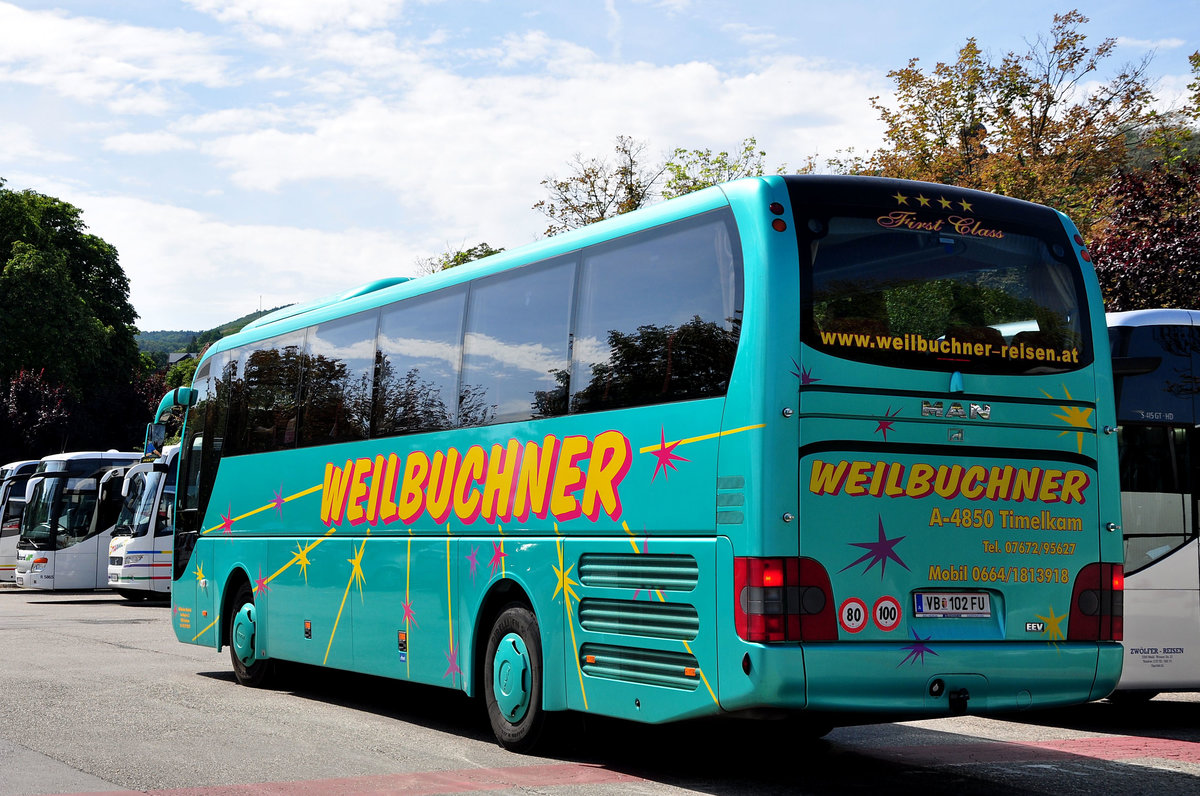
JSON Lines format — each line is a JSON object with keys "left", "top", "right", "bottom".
{"left": 1108, "top": 308, "right": 1200, "bottom": 697}
{"left": 0, "top": 460, "right": 39, "bottom": 582}
{"left": 108, "top": 445, "right": 178, "bottom": 600}
{"left": 14, "top": 451, "right": 143, "bottom": 590}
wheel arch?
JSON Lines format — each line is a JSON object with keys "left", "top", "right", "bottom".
{"left": 219, "top": 565, "right": 252, "bottom": 650}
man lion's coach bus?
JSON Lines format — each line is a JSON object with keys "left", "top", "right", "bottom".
{"left": 156, "top": 176, "right": 1123, "bottom": 751}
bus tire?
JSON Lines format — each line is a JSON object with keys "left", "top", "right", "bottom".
{"left": 483, "top": 603, "right": 546, "bottom": 753}
{"left": 116, "top": 589, "right": 147, "bottom": 601}
{"left": 228, "top": 580, "right": 274, "bottom": 687}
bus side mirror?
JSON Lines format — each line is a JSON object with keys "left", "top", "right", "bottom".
{"left": 154, "top": 386, "right": 199, "bottom": 423}
{"left": 144, "top": 423, "right": 167, "bottom": 459}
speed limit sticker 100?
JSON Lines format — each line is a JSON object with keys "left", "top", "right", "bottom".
{"left": 873, "top": 595, "right": 902, "bottom": 632}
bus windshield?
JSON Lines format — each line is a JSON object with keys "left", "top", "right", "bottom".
{"left": 130, "top": 471, "right": 166, "bottom": 538}
{"left": 112, "top": 473, "right": 148, "bottom": 538}
{"left": 804, "top": 215, "right": 1089, "bottom": 374}
{"left": 19, "top": 475, "right": 98, "bottom": 550}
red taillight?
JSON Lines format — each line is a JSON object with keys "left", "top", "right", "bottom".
{"left": 1067, "top": 562, "right": 1123, "bottom": 641}
{"left": 734, "top": 556, "right": 837, "bottom": 642}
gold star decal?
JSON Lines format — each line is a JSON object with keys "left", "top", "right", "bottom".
{"left": 915, "top": 194, "right": 931, "bottom": 207}
{"left": 1043, "top": 385, "right": 1094, "bottom": 454}
{"left": 552, "top": 539, "right": 579, "bottom": 606}
{"left": 892, "top": 191, "right": 909, "bottom": 205}
{"left": 959, "top": 198, "right": 974, "bottom": 212}
{"left": 1037, "top": 605, "right": 1068, "bottom": 644}
{"left": 348, "top": 540, "right": 367, "bottom": 600}
{"left": 938, "top": 196, "right": 953, "bottom": 209}
{"left": 289, "top": 541, "right": 317, "bottom": 583}
{"left": 193, "top": 562, "right": 205, "bottom": 583}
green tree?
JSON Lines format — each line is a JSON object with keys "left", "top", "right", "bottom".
{"left": 414, "top": 242, "right": 504, "bottom": 276}
{"left": 0, "top": 181, "right": 140, "bottom": 395}
{"left": 533, "top": 135, "right": 667, "bottom": 236}
{"left": 662, "top": 137, "right": 803, "bottom": 199}
{"left": 837, "top": 10, "right": 1156, "bottom": 237}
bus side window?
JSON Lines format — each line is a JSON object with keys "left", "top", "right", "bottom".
{"left": 241, "top": 331, "right": 304, "bottom": 455}
{"left": 1119, "top": 424, "right": 1194, "bottom": 572}
{"left": 375, "top": 286, "right": 466, "bottom": 436}
{"left": 300, "top": 312, "right": 378, "bottom": 447}
{"left": 460, "top": 256, "right": 575, "bottom": 426}
{"left": 570, "top": 209, "right": 743, "bottom": 413}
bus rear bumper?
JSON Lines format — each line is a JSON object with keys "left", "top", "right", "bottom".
{"left": 722, "top": 642, "right": 1121, "bottom": 716}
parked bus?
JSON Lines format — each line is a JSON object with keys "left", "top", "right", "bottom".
{"left": 158, "top": 175, "right": 1122, "bottom": 751}
{"left": 0, "top": 460, "right": 39, "bottom": 582}
{"left": 14, "top": 451, "right": 143, "bottom": 590}
{"left": 1108, "top": 308, "right": 1200, "bottom": 697}
{"left": 109, "top": 445, "right": 179, "bottom": 600}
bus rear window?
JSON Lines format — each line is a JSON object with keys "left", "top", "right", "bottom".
{"left": 803, "top": 216, "right": 1089, "bottom": 374}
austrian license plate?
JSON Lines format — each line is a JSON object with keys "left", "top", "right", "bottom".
{"left": 914, "top": 592, "right": 991, "bottom": 618}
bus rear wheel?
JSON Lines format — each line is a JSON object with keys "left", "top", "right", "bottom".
{"left": 228, "top": 581, "right": 274, "bottom": 687}
{"left": 484, "top": 603, "right": 546, "bottom": 752}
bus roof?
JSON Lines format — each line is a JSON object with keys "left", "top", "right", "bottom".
{"left": 37, "top": 451, "right": 143, "bottom": 463}
{"left": 1107, "top": 308, "right": 1200, "bottom": 327}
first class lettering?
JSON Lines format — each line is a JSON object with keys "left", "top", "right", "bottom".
{"left": 321, "top": 430, "right": 632, "bottom": 528}
{"left": 809, "top": 460, "right": 1089, "bottom": 504}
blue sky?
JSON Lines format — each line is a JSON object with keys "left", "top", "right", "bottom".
{"left": 1, "top": 1, "right": 1197, "bottom": 331}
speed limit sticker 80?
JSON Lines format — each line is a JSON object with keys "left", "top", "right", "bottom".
{"left": 838, "top": 598, "right": 869, "bottom": 633}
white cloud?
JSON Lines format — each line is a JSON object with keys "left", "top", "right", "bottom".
{"left": 0, "top": 122, "right": 74, "bottom": 164}
{"left": 0, "top": 2, "right": 230, "bottom": 114}
{"left": 68, "top": 194, "right": 431, "bottom": 331}
{"left": 1117, "top": 36, "right": 1187, "bottom": 50}
{"left": 103, "top": 132, "right": 197, "bottom": 154}
{"left": 184, "top": 0, "right": 409, "bottom": 34}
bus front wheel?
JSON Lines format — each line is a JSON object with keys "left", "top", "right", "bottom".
{"left": 483, "top": 603, "right": 546, "bottom": 752}
{"left": 228, "top": 581, "right": 274, "bottom": 687}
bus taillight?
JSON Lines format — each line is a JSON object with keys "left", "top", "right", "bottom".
{"left": 734, "top": 557, "right": 837, "bottom": 642}
{"left": 1067, "top": 562, "right": 1123, "bottom": 641}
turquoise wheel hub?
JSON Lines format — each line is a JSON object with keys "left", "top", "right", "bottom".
{"left": 493, "top": 632, "right": 531, "bottom": 723}
{"left": 232, "top": 602, "right": 257, "bottom": 666}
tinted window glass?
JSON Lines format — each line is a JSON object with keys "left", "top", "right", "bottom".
{"left": 803, "top": 215, "right": 1088, "bottom": 374}
{"left": 240, "top": 330, "right": 304, "bottom": 454}
{"left": 376, "top": 286, "right": 466, "bottom": 436}
{"left": 571, "top": 209, "right": 743, "bottom": 412}
{"left": 177, "top": 356, "right": 226, "bottom": 537}
{"left": 460, "top": 257, "right": 574, "bottom": 426}
{"left": 300, "top": 313, "right": 377, "bottom": 447}
{"left": 1110, "top": 325, "right": 1199, "bottom": 424}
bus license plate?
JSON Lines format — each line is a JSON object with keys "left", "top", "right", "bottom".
{"left": 914, "top": 592, "right": 991, "bottom": 618}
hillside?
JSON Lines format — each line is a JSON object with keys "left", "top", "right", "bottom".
{"left": 137, "top": 305, "right": 291, "bottom": 365}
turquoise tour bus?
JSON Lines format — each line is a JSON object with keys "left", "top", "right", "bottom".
{"left": 157, "top": 175, "right": 1123, "bottom": 750}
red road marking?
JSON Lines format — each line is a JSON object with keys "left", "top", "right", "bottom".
{"left": 55, "top": 763, "right": 644, "bottom": 796}
{"left": 872, "top": 735, "right": 1200, "bottom": 766}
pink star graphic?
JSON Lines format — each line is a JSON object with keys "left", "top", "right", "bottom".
{"left": 221, "top": 505, "right": 234, "bottom": 534}
{"left": 254, "top": 567, "right": 270, "bottom": 594}
{"left": 488, "top": 542, "right": 506, "bottom": 577}
{"left": 466, "top": 546, "right": 479, "bottom": 583}
{"left": 272, "top": 486, "right": 285, "bottom": 518}
{"left": 650, "top": 427, "right": 689, "bottom": 481}
{"left": 402, "top": 598, "right": 418, "bottom": 628}
{"left": 443, "top": 644, "right": 461, "bottom": 680}
{"left": 875, "top": 406, "right": 901, "bottom": 442}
